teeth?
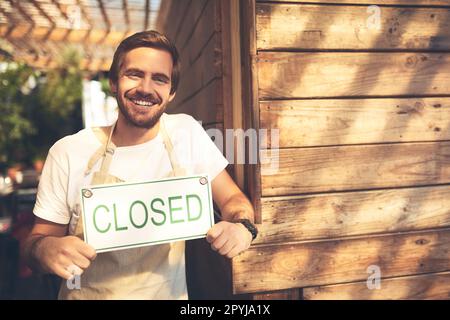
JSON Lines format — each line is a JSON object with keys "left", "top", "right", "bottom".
{"left": 131, "top": 99, "right": 155, "bottom": 106}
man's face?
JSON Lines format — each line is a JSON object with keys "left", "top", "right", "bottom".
{"left": 110, "top": 47, "right": 176, "bottom": 129}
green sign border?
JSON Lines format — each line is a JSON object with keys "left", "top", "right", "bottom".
{"left": 81, "top": 174, "right": 214, "bottom": 252}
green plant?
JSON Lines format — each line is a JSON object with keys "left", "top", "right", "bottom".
{"left": 0, "top": 46, "right": 84, "bottom": 170}
{"left": 38, "top": 47, "right": 83, "bottom": 118}
{"left": 0, "top": 62, "right": 37, "bottom": 169}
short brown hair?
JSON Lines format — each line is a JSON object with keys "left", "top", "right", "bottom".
{"left": 109, "top": 30, "right": 180, "bottom": 94}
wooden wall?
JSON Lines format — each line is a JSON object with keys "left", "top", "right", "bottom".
{"left": 234, "top": 0, "right": 450, "bottom": 299}
{"left": 157, "top": 0, "right": 246, "bottom": 299}
{"left": 157, "top": 0, "right": 242, "bottom": 180}
{"left": 157, "top": 0, "right": 224, "bottom": 128}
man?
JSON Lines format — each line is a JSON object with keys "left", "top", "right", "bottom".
{"left": 23, "top": 30, "right": 257, "bottom": 299}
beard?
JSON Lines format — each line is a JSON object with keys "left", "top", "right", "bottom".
{"left": 117, "top": 92, "right": 167, "bottom": 129}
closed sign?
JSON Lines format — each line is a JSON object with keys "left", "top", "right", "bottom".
{"left": 81, "top": 174, "right": 214, "bottom": 253}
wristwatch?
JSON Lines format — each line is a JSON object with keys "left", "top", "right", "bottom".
{"left": 234, "top": 219, "right": 258, "bottom": 241}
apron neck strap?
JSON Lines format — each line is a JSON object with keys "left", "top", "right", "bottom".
{"left": 159, "top": 116, "right": 186, "bottom": 175}
{"left": 96, "top": 121, "right": 117, "bottom": 176}
{"left": 86, "top": 115, "right": 186, "bottom": 178}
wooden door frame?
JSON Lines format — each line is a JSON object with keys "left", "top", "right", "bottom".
{"left": 221, "top": 0, "right": 262, "bottom": 223}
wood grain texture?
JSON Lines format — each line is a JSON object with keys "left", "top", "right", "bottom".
{"left": 176, "top": 0, "right": 209, "bottom": 51}
{"left": 256, "top": 185, "right": 450, "bottom": 244}
{"left": 256, "top": 0, "right": 450, "bottom": 5}
{"left": 259, "top": 98, "right": 450, "bottom": 148}
{"left": 257, "top": 52, "right": 450, "bottom": 99}
{"left": 159, "top": 0, "right": 191, "bottom": 41}
{"left": 162, "top": 0, "right": 222, "bottom": 124}
{"left": 182, "top": 0, "right": 217, "bottom": 63}
{"left": 172, "top": 32, "right": 220, "bottom": 108}
{"left": 303, "top": 271, "right": 450, "bottom": 300}
{"left": 240, "top": 0, "right": 263, "bottom": 223}
{"left": 253, "top": 288, "right": 301, "bottom": 300}
{"left": 233, "top": 228, "right": 450, "bottom": 293}
{"left": 169, "top": 78, "right": 222, "bottom": 124}
{"left": 261, "top": 142, "right": 450, "bottom": 196}
{"left": 257, "top": 4, "right": 450, "bottom": 50}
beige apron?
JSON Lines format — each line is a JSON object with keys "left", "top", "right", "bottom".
{"left": 59, "top": 118, "right": 188, "bottom": 300}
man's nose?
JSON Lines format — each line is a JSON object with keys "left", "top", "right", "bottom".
{"left": 137, "top": 77, "right": 156, "bottom": 95}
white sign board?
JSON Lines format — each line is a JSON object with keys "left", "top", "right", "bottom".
{"left": 81, "top": 174, "right": 214, "bottom": 253}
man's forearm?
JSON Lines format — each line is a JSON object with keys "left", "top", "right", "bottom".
{"left": 220, "top": 193, "right": 255, "bottom": 223}
{"left": 22, "top": 234, "right": 48, "bottom": 273}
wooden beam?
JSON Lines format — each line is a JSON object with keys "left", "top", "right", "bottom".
{"left": 30, "top": 0, "right": 57, "bottom": 42}
{"left": 240, "top": 0, "right": 262, "bottom": 223}
{"left": 76, "top": 0, "right": 92, "bottom": 28}
{"left": 258, "top": 52, "right": 450, "bottom": 99}
{"left": 7, "top": 0, "right": 35, "bottom": 26}
{"left": 233, "top": 228, "right": 450, "bottom": 293}
{"left": 51, "top": 0, "right": 69, "bottom": 22}
{"left": 256, "top": 0, "right": 450, "bottom": 5}
{"left": 303, "top": 271, "right": 450, "bottom": 300}
{"left": 253, "top": 288, "right": 301, "bottom": 300}
{"left": 123, "top": 0, "right": 130, "bottom": 32}
{"left": 31, "top": 0, "right": 56, "bottom": 28}
{"left": 97, "top": 0, "right": 111, "bottom": 30}
{"left": 260, "top": 98, "right": 450, "bottom": 148}
{"left": 0, "top": 6, "right": 18, "bottom": 36}
{"left": 256, "top": 4, "right": 450, "bottom": 51}
{"left": 2, "top": 1, "right": 43, "bottom": 60}
{"left": 0, "top": 23, "right": 125, "bottom": 47}
{"left": 256, "top": 185, "right": 450, "bottom": 245}
{"left": 144, "top": 0, "right": 150, "bottom": 31}
{"left": 262, "top": 141, "right": 450, "bottom": 196}
{"left": 231, "top": 0, "right": 245, "bottom": 189}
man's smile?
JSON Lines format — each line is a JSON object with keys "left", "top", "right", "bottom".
{"left": 129, "top": 98, "right": 156, "bottom": 107}
{"left": 126, "top": 94, "right": 161, "bottom": 108}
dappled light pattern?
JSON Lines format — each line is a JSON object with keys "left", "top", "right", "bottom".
{"left": 233, "top": 0, "right": 450, "bottom": 300}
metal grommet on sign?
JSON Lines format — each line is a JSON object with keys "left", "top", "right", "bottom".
{"left": 106, "top": 148, "right": 115, "bottom": 155}
{"left": 199, "top": 177, "right": 208, "bottom": 185}
{"left": 82, "top": 189, "right": 93, "bottom": 198}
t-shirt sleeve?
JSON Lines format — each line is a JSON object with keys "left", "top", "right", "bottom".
{"left": 33, "top": 149, "right": 71, "bottom": 224}
{"left": 189, "top": 117, "right": 229, "bottom": 181}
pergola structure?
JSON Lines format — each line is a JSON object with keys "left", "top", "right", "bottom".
{"left": 0, "top": 0, "right": 161, "bottom": 72}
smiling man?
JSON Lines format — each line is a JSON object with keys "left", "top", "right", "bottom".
{"left": 23, "top": 30, "right": 257, "bottom": 299}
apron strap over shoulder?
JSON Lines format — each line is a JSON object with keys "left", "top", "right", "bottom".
{"left": 84, "top": 122, "right": 117, "bottom": 177}
{"left": 160, "top": 117, "right": 187, "bottom": 176}
{"left": 84, "top": 126, "right": 112, "bottom": 176}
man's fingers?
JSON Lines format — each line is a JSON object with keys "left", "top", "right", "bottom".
{"left": 54, "top": 265, "right": 74, "bottom": 280}
{"left": 226, "top": 245, "right": 243, "bottom": 259}
{"left": 71, "top": 253, "right": 91, "bottom": 270}
{"left": 218, "top": 239, "right": 234, "bottom": 256}
{"left": 210, "top": 233, "right": 228, "bottom": 251}
{"left": 52, "top": 256, "right": 76, "bottom": 280}
{"left": 206, "top": 224, "right": 224, "bottom": 243}
{"left": 78, "top": 243, "right": 97, "bottom": 261}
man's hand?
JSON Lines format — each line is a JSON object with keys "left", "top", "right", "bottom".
{"left": 33, "top": 236, "right": 97, "bottom": 280}
{"left": 206, "top": 221, "right": 252, "bottom": 258}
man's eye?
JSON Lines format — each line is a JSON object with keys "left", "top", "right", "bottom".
{"left": 154, "top": 77, "right": 169, "bottom": 84}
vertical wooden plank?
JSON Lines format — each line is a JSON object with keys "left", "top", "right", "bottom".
{"left": 230, "top": 0, "right": 245, "bottom": 189}
{"left": 240, "top": 0, "right": 262, "bottom": 223}
{"left": 218, "top": 0, "right": 235, "bottom": 180}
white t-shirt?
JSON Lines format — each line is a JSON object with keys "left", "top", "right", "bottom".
{"left": 33, "top": 113, "right": 228, "bottom": 299}
{"left": 34, "top": 112, "right": 228, "bottom": 226}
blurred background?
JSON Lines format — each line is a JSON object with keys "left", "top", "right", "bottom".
{"left": 0, "top": 0, "right": 163, "bottom": 299}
